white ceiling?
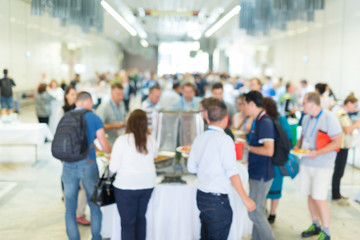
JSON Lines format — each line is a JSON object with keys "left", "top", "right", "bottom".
{"left": 103, "top": 0, "right": 238, "bottom": 45}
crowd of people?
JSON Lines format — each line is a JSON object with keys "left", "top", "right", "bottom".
{"left": 1, "top": 67, "right": 359, "bottom": 240}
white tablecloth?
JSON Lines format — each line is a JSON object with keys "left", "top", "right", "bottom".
{"left": 101, "top": 163, "right": 252, "bottom": 240}
{"left": 0, "top": 122, "right": 53, "bottom": 145}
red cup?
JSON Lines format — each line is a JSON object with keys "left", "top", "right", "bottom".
{"left": 235, "top": 142, "right": 243, "bottom": 160}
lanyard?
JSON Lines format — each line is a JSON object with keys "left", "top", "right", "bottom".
{"left": 207, "top": 126, "right": 223, "bottom": 133}
{"left": 109, "top": 99, "right": 122, "bottom": 122}
{"left": 250, "top": 110, "right": 266, "bottom": 142}
{"left": 304, "top": 109, "right": 323, "bottom": 137}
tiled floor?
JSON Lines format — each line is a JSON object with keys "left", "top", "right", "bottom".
{"left": 0, "top": 105, "right": 359, "bottom": 240}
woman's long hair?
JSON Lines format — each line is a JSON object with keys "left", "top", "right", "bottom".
{"left": 263, "top": 97, "right": 280, "bottom": 120}
{"left": 63, "top": 86, "right": 76, "bottom": 112}
{"left": 126, "top": 109, "right": 148, "bottom": 154}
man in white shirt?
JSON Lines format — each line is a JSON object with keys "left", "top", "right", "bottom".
{"left": 188, "top": 101, "right": 255, "bottom": 239}
{"left": 141, "top": 85, "right": 162, "bottom": 134}
{"left": 299, "top": 79, "right": 315, "bottom": 104}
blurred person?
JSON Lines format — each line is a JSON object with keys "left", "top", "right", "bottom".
{"left": 62, "top": 91, "right": 111, "bottom": 240}
{"left": 48, "top": 79, "right": 64, "bottom": 100}
{"left": 263, "top": 98, "right": 293, "bottom": 224}
{"left": 232, "top": 95, "right": 253, "bottom": 136}
{"left": 194, "top": 74, "right": 207, "bottom": 97}
{"left": 261, "top": 76, "right": 275, "bottom": 97}
{"left": 110, "top": 109, "right": 157, "bottom": 240}
{"left": 0, "top": 69, "right": 16, "bottom": 115}
{"left": 299, "top": 79, "right": 315, "bottom": 104}
{"left": 96, "top": 83, "right": 126, "bottom": 145}
{"left": 35, "top": 83, "right": 56, "bottom": 124}
{"left": 141, "top": 86, "right": 162, "bottom": 135}
{"left": 243, "top": 91, "right": 275, "bottom": 240}
{"left": 158, "top": 81, "right": 181, "bottom": 110}
{"left": 249, "top": 77, "right": 262, "bottom": 92}
{"left": 315, "top": 83, "right": 335, "bottom": 110}
{"left": 211, "top": 82, "right": 236, "bottom": 125}
{"left": 71, "top": 74, "right": 81, "bottom": 89}
{"left": 122, "top": 74, "right": 136, "bottom": 112}
{"left": 294, "top": 92, "right": 341, "bottom": 240}
{"left": 188, "top": 100, "right": 256, "bottom": 240}
{"left": 141, "top": 71, "right": 159, "bottom": 101}
{"left": 60, "top": 79, "right": 67, "bottom": 90}
{"left": 332, "top": 94, "right": 360, "bottom": 206}
{"left": 280, "top": 82, "right": 299, "bottom": 118}
{"left": 170, "top": 82, "right": 201, "bottom": 112}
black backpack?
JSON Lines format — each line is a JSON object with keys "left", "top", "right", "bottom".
{"left": 51, "top": 109, "right": 91, "bottom": 162}
{"left": 256, "top": 116, "right": 292, "bottom": 166}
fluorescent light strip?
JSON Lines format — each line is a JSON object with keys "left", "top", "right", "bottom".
{"left": 101, "top": 0, "right": 137, "bottom": 36}
{"left": 205, "top": 5, "right": 241, "bottom": 38}
{"left": 140, "top": 39, "right": 149, "bottom": 48}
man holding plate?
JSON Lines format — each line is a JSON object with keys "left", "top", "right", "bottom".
{"left": 294, "top": 92, "right": 342, "bottom": 240}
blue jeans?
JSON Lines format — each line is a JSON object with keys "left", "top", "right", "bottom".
{"left": 196, "top": 190, "right": 232, "bottom": 240}
{"left": 62, "top": 159, "right": 102, "bottom": 240}
{"left": 1, "top": 96, "right": 13, "bottom": 109}
{"left": 114, "top": 188, "right": 153, "bottom": 240}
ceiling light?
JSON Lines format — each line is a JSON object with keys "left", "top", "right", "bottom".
{"left": 140, "top": 39, "right": 149, "bottom": 48}
{"left": 101, "top": 0, "right": 137, "bottom": 36}
{"left": 205, "top": 5, "right": 241, "bottom": 38}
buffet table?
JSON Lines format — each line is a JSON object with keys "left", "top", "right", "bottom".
{"left": 0, "top": 122, "right": 53, "bottom": 161}
{"left": 101, "top": 163, "right": 252, "bottom": 240}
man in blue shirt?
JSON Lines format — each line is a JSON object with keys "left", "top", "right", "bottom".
{"left": 244, "top": 91, "right": 275, "bottom": 240}
{"left": 188, "top": 101, "right": 256, "bottom": 240}
{"left": 170, "top": 83, "right": 201, "bottom": 112}
{"left": 62, "top": 92, "right": 111, "bottom": 240}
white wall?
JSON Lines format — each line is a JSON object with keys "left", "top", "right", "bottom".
{"left": 214, "top": 0, "right": 360, "bottom": 100}
{"left": 0, "top": 0, "right": 122, "bottom": 92}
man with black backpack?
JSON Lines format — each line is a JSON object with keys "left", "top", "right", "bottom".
{"left": 53, "top": 91, "right": 111, "bottom": 240}
{"left": 243, "top": 91, "right": 275, "bottom": 240}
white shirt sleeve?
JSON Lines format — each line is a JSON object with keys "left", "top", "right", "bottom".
{"left": 187, "top": 137, "right": 199, "bottom": 174}
{"left": 221, "top": 136, "right": 239, "bottom": 178}
{"left": 109, "top": 137, "right": 122, "bottom": 173}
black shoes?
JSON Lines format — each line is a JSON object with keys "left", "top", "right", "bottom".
{"left": 301, "top": 224, "right": 321, "bottom": 238}
{"left": 268, "top": 214, "right": 276, "bottom": 224}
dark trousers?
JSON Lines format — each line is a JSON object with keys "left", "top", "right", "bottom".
{"left": 38, "top": 117, "right": 49, "bottom": 124}
{"left": 332, "top": 148, "right": 349, "bottom": 199}
{"left": 196, "top": 190, "right": 232, "bottom": 240}
{"left": 114, "top": 187, "right": 153, "bottom": 240}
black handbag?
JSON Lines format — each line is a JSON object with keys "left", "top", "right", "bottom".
{"left": 90, "top": 166, "right": 116, "bottom": 206}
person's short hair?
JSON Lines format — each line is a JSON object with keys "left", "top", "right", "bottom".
{"left": 149, "top": 85, "right": 161, "bottom": 93}
{"left": 200, "top": 97, "right": 221, "bottom": 110}
{"left": 207, "top": 101, "right": 228, "bottom": 123}
{"left": 245, "top": 91, "right": 263, "bottom": 108}
{"left": 300, "top": 79, "right": 307, "bottom": 84}
{"left": 172, "top": 82, "right": 180, "bottom": 90}
{"left": 315, "top": 83, "right": 326, "bottom": 95}
{"left": 212, "top": 82, "right": 223, "bottom": 91}
{"left": 305, "top": 92, "right": 321, "bottom": 106}
{"left": 111, "top": 83, "right": 123, "bottom": 90}
{"left": 182, "top": 82, "right": 196, "bottom": 91}
{"left": 286, "top": 82, "right": 292, "bottom": 90}
{"left": 77, "top": 91, "right": 92, "bottom": 102}
{"left": 3, "top": 69, "right": 8, "bottom": 75}
{"left": 237, "top": 94, "right": 246, "bottom": 101}
{"left": 344, "top": 93, "right": 358, "bottom": 105}
{"left": 251, "top": 77, "right": 262, "bottom": 87}
{"left": 37, "top": 83, "right": 47, "bottom": 94}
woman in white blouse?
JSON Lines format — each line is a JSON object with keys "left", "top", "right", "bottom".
{"left": 110, "top": 109, "right": 157, "bottom": 240}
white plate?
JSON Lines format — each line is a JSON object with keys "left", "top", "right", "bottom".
{"left": 176, "top": 146, "right": 191, "bottom": 154}
{"left": 290, "top": 150, "right": 310, "bottom": 158}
